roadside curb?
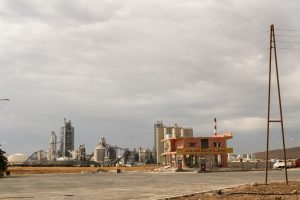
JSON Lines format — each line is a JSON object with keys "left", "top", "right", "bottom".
{"left": 156, "top": 183, "right": 247, "bottom": 200}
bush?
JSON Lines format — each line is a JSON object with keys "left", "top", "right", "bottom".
{"left": 0, "top": 145, "right": 8, "bottom": 176}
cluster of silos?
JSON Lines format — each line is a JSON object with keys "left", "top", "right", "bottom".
{"left": 154, "top": 121, "right": 194, "bottom": 164}
{"left": 37, "top": 150, "right": 47, "bottom": 161}
{"left": 163, "top": 124, "right": 193, "bottom": 139}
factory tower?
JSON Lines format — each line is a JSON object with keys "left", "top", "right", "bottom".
{"left": 60, "top": 118, "right": 74, "bottom": 157}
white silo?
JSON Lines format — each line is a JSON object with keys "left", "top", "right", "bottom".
{"left": 246, "top": 154, "right": 253, "bottom": 161}
{"left": 94, "top": 144, "right": 105, "bottom": 162}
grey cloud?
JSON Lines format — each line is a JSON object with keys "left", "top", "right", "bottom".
{"left": 0, "top": 0, "right": 300, "bottom": 154}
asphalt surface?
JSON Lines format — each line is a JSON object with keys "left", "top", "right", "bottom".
{"left": 0, "top": 169, "right": 299, "bottom": 199}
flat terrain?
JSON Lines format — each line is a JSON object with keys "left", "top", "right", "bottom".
{"left": 179, "top": 181, "right": 300, "bottom": 200}
{"left": 1, "top": 169, "right": 300, "bottom": 199}
{"left": 8, "top": 166, "right": 159, "bottom": 175}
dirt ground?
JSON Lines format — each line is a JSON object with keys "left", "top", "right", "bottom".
{"left": 7, "top": 165, "right": 159, "bottom": 175}
{"left": 176, "top": 181, "right": 300, "bottom": 200}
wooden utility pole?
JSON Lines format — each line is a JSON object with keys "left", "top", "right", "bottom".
{"left": 265, "top": 24, "right": 288, "bottom": 185}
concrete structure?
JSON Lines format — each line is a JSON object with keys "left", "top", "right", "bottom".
{"left": 94, "top": 137, "right": 106, "bottom": 162}
{"left": 228, "top": 160, "right": 274, "bottom": 169}
{"left": 47, "top": 131, "right": 58, "bottom": 161}
{"left": 60, "top": 118, "right": 74, "bottom": 157}
{"left": 79, "top": 144, "right": 86, "bottom": 161}
{"left": 2, "top": 171, "right": 300, "bottom": 199}
{"left": 7, "top": 153, "right": 29, "bottom": 164}
{"left": 162, "top": 132, "right": 233, "bottom": 168}
{"left": 154, "top": 121, "right": 193, "bottom": 164}
{"left": 138, "top": 147, "right": 146, "bottom": 163}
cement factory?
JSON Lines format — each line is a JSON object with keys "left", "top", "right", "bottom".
{"left": 8, "top": 118, "right": 150, "bottom": 167}
{"left": 8, "top": 118, "right": 234, "bottom": 169}
{"left": 7, "top": 118, "right": 300, "bottom": 170}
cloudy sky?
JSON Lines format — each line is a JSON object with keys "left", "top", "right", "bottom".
{"left": 0, "top": 0, "right": 300, "bottom": 155}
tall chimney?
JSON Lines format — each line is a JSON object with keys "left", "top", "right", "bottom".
{"left": 214, "top": 118, "right": 217, "bottom": 135}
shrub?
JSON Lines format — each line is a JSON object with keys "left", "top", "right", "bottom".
{"left": 0, "top": 145, "right": 8, "bottom": 176}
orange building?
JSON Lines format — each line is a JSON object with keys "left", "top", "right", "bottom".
{"left": 161, "top": 132, "right": 233, "bottom": 168}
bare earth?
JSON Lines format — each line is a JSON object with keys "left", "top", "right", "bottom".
{"left": 7, "top": 166, "right": 159, "bottom": 175}
{"left": 174, "top": 181, "right": 300, "bottom": 200}
{"left": 2, "top": 168, "right": 300, "bottom": 199}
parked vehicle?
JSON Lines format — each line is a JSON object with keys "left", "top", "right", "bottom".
{"left": 292, "top": 159, "right": 300, "bottom": 168}
{"left": 273, "top": 160, "right": 292, "bottom": 169}
{"left": 274, "top": 160, "right": 285, "bottom": 169}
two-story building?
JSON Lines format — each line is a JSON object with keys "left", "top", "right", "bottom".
{"left": 161, "top": 132, "right": 233, "bottom": 168}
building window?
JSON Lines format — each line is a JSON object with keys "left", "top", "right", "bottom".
{"left": 201, "top": 139, "right": 209, "bottom": 149}
{"left": 189, "top": 143, "right": 196, "bottom": 147}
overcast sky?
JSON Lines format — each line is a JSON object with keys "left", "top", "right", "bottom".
{"left": 1, "top": 0, "right": 300, "bottom": 155}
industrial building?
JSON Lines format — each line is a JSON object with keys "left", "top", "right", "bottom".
{"left": 94, "top": 137, "right": 107, "bottom": 163}
{"left": 157, "top": 119, "right": 233, "bottom": 168}
{"left": 7, "top": 153, "right": 29, "bottom": 165}
{"left": 48, "top": 131, "right": 58, "bottom": 160}
{"left": 60, "top": 118, "right": 74, "bottom": 157}
{"left": 162, "top": 133, "right": 233, "bottom": 168}
{"left": 8, "top": 119, "right": 129, "bottom": 166}
{"left": 154, "top": 121, "right": 193, "bottom": 164}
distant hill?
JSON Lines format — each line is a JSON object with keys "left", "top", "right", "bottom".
{"left": 254, "top": 146, "right": 300, "bottom": 160}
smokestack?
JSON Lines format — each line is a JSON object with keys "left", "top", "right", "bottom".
{"left": 214, "top": 118, "right": 217, "bottom": 135}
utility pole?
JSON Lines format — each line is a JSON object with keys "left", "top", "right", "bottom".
{"left": 265, "top": 24, "right": 288, "bottom": 185}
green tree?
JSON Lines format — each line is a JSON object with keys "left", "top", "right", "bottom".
{"left": 145, "top": 150, "right": 154, "bottom": 164}
{"left": 108, "top": 146, "right": 116, "bottom": 161}
{"left": 132, "top": 148, "right": 139, "bottom": 163}
{"left": 123, "top": 148, "right": 131, "bottom": 164}
{"left": 0, "top": 145, "right": 8, "bottom": 176}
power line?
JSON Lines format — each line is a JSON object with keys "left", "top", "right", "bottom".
{"left": 267, "top": 47, "right": 300, "bottom": 51}
{"left": 276, "top": 41, "right": 300, "bottom": 44}
{"left": 275, "top": 28, "right": 300, "bottom": 32}
{"left": 277, "top": 47, "right": 300, "bottom": 51}
{"left": 275, "top": 34, "right": 300, "bottom": 38}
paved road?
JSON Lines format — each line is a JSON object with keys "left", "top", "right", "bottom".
{"left": 0, "top": 170, "right": 299, "bottom": 199}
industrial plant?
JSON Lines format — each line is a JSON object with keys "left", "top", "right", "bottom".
{"left": 7, "top": 117, "right": 300, "bottom": 172}
{"left": 7, "top": 118, "right": 153, "bottom": 167}
{"left": 8, "top": 118, "right": 234, "bottom": 169}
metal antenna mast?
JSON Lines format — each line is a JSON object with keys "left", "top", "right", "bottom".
{"left": 265, "top": 24, "right": 288, "bottom": 185}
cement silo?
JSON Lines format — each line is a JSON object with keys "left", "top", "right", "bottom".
{"left": 94, "top": 144, "right": 105, "bottom": 162}
{"left": 48, "top": 131, "right": 58, "bottom": 161}
{"left": 94, "top": 137, "right": 106, "bottom": 162}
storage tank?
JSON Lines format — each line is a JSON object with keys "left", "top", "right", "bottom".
{"left": 7, "top": 153, "right": 29, "bottom": 164}
{"left": 37, "top": 150, "right": 46, "bottom": 161}
{"left": 94, "top": 145, "right": 105, "bottom": 162}
{"left": 246, "top": 154, "right": 251, "bottom": 160}
{"left": 164, "top": 127, "right": 172, "bottom": 139}
{"left": 71, "top": 150, "right": 79, "bottom": 160}
{"left": 172, "top": 127, "right": 180, "bottom": 138}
